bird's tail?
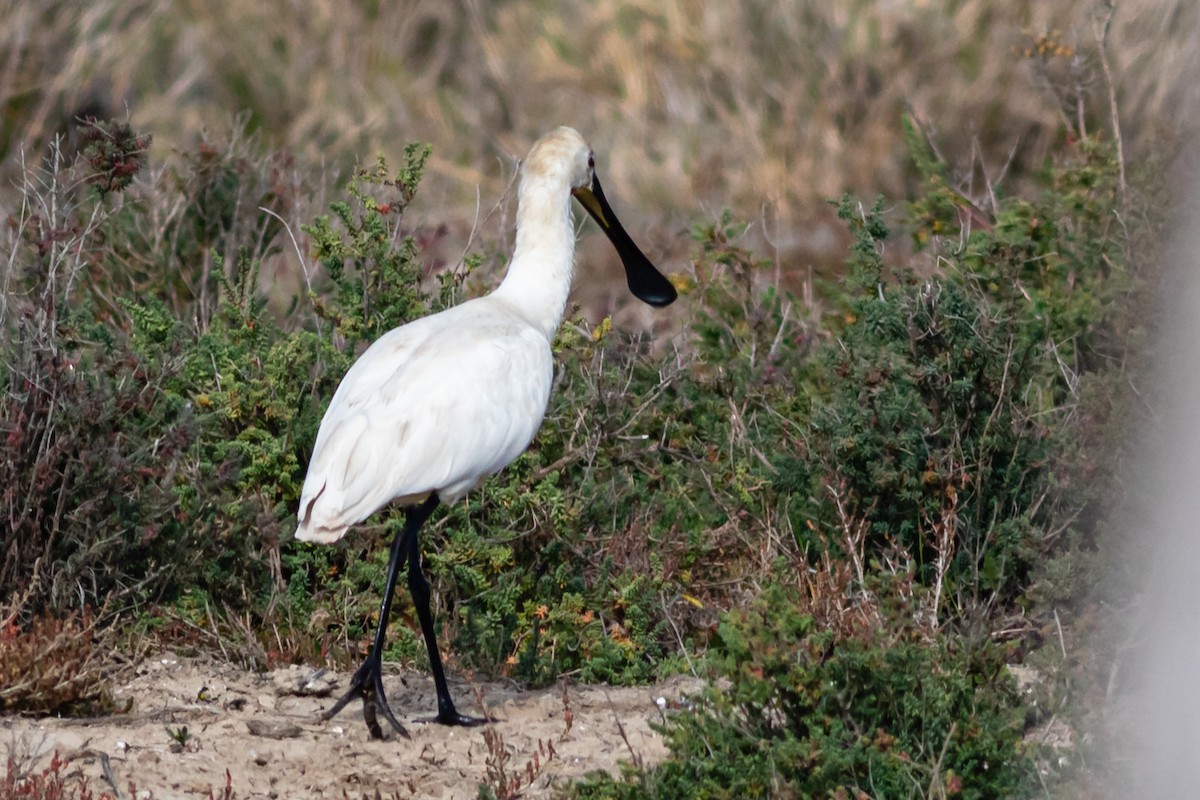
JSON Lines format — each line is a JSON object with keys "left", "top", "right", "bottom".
{"left": 294, "top": 481, "right": 349, "bottom": 543}
{"left": 294, "top": 521, "right": 345, "bottom": 544}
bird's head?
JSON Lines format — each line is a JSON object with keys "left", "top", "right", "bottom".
{"left": 524, "top": 126, "right": 678, "bottom": 308}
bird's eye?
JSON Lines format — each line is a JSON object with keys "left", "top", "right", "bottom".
{"left": 587, "top": 154, "right": 595, "bottom": 169}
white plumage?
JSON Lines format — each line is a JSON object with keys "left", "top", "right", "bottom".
{"left": 295, "top": 301, "right": 553, "bottom": 543}
{"left": 293, "top": 126, "right": 676, "bottom": 739}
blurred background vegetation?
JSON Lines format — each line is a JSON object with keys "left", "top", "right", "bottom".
{"left": 3, "top": 0, "right": 1195, "bottom": 274}
{"left": 1, "top": 0, "right": 1195, "bottom": 797}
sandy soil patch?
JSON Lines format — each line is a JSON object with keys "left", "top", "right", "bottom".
{"left": 3, "top": 654, "right": 703, "bottom": 799}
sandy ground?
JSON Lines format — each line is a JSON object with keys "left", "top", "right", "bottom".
{"left": 2, "top": 654, "right": 704, "bottom": 799}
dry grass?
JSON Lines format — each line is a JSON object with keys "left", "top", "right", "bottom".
{"left": 0, "top": 0, "right": 1195, "bottom": 274}
{"left": 0, "top": 600, "right": 116, "bottom": 717}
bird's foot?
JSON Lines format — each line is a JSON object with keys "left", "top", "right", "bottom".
{"left": 416, "top": 703, "right": 490, "bottom": 727}
{"left": 322, "top": 658, "right": 409, "bottom": 740}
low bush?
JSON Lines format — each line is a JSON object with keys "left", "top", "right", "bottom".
{"left": 568, "top": 123, "right": 1144, "bottom": 797}
{"left": 0, "top": 605, "right": 115, "bottom": 717}
{"left": 574, "top": 581, "right": 1029, "bottom": 799}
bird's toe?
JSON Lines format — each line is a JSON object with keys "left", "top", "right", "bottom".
{"left": 322, "top": 658, "right": 410, "bottom": 740}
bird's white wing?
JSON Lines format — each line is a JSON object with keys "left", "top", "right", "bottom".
{"left": 295, "top": 304, "right": 553, "bottom": 543}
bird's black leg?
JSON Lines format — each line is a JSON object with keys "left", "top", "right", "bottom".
{"left": 406, "top": 497, "right": 488, "bottom": 727}
{"left": 321, "top": 494, "right": 442, "bottom": 739}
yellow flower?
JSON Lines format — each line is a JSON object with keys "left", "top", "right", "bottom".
{"left": 591, "top": 317, "right": 612, "bottom": 342}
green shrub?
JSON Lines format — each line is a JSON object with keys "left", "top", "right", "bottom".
{"left": 571, "top": 583, "right": 1031, "bottom": 800}
{"left": 776, "top": 127, "right": 1134, "bottom": 620}
{"left": 1, "top": 123, "right": 186, "bottom": 615}
{"left": 0, "top": 120, "right": 438, "bottom": 656}
{"left": 569, "top": 127, "right": 1139, "bottom": 798}
{"left": 384, "top": 207, "right": 816, "bottom": 685}
{"left": 3, "top": 118, "right": 802, "bottom": 682}
{"left": 801, "top": 197, "right": 1050, "bottom": 608}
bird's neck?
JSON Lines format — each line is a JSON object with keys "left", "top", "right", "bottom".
{"left": 493, "top": 173, "right": 577, "bottom": 340}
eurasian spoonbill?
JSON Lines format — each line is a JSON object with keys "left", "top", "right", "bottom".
{"left": 295, "top": 126, "right": 677, "bottom": 738}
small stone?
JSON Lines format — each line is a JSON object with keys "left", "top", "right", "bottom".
{"left": 246, "top": 719, "right": 302, "bottom": 739}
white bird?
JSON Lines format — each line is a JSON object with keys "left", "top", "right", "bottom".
{"left": 295, "top": 126, "right": 676, "bottom": 739}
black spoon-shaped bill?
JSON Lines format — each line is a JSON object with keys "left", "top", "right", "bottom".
{"left": 573, "top": 173, "right": 677, "bottom": 308}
